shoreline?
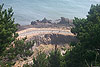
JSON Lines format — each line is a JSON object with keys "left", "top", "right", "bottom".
{"left": 17, "top": 17, "right": 73, "bottom": 31}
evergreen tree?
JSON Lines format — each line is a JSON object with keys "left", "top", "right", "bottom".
{"left": 0, "top": 4, "right": 18, "bottom": 55}
{"left": 65, "top": 43, "right": 87, "bottom": 67}
{"left": 65, "top": 4, "right": 100, "bottom": 67}
{"left": 72, "top": 4, "right": 100, "bottom": 51}
{"left": 33, "top": 51, "right": 48, "bottom": 67}
{"left": 48, "top": 49, "right": 61, "bottom": 67}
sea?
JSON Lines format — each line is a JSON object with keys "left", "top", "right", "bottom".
{"left": 0, "top": 0, "right": 100, "bottom": 25}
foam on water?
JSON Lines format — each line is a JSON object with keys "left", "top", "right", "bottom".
{"left": 0, "top": 0, "right": 100, "bottom": 25}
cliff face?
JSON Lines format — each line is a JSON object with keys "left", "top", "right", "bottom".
{"left": 29, "top": 34, "right": 78, "bottom": 45}
{"left": 15, "top": 18, "right": 75, "bottom": 66}
{"left": 14, "top": 32, "right": 77, "bottom": 67}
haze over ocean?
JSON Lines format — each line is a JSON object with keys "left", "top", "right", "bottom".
{"left": 0, "top": 0, "right": 100, "bottom": 25}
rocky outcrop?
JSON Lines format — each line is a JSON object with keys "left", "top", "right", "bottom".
{"left": 31, "top": 21, "right": 36, "bottom": 25}
{"left": 29, "top": 17, "right": 74, "bottom": 28}
{"left": 31, "top": 18, "right": 51, "bottom": 25}
{"left": 29, "top": 34, "right": 78, "bottom": 45}
{"left": 60, "top": 17, "right": 69, "bottom": 24}
{"left": 31, "top": 17, "right": 73, "bottom": 25}
{"left": 31, "top": 20, "right": 41, "bottom": 25}
{"left": 58, "top": 17, "right": 73, "bottom": 24}
{"left": 41, "top": 18, "right": 51, "bottom": 23}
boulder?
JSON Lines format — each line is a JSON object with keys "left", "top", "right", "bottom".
{"left": 36, "top": 20, "right": 40, "bottom": 23}
{"left": 31, "top": 21, "right": 36, "bottom": 25}
{"left": 41, "top": 18, "right": 48, "bottom": 23}
{"left": 59, "top": 17, "right": 69, "bottom": 24}
{"left": 41, "top": 18, "right": 51, "bottom": 23}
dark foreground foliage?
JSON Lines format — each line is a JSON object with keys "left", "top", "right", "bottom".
{"left": 0, "top": 4, "right": 18, "bottom": 55}
{"left": 0, "top": 37, "right": 34, "bottom": 67}
{"left": 0, "top": 4, "right": 34, "bottom": 67}
{"left": 70, "top": 4, "right": 100, "bottom": 67}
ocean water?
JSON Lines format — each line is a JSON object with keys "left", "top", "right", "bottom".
{"left": 0, "top": 0, "right": 100, "bottom": 25}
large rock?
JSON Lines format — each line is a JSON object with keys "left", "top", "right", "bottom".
{"left": 41, "top": 18, "right": 51, "bottom": 23}
{"left": 59, "top": 17, "right": 69, "bottom": 24}
{"left": 31, "top": 21, "right": 36, "bottom": 25}
{"left": 31, "top": 20, "right": 41, "bottom": 25}
{"left": 41, "top": 18, "right": 48, "bottom": 23}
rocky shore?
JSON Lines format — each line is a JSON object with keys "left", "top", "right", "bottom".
{"left": 31, "top": 17, "right": 73, "bottom": 28}
{"left": 15, "top": 17, "right": 77, "bottom": 66}
{"left": 17, "top": 17, "right": 74, "bottom": 31}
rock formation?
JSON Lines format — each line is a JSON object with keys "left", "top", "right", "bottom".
{"left": 30, "top": 17, "right": 74, "bottom": 28}
{"left": 41, "top": 18, "right": 51, "bottom": 23}
{"left": 31, "top": 18, "right": 51, "bottom": 25}
{"left": 59, "top": 17, "right": 69, "bottom": 24}
{"left": 29, "top": 34, "right": 78, "bottom": 45}
{"left": 31, "top": 21, "right": 36, "bottom": 25}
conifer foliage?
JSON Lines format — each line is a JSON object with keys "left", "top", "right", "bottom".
{"left": 69, "top": 4, "right": 100, "bottom": 66}
{"left": 0, "top": 4, "right": 18, "bottom": 55}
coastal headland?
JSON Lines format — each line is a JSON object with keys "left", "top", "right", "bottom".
{"left": 15, "top": 17, "right": 77, "bottom": 67}
{"left": 17, "top": 17, "right": 76, "bottom": 44}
